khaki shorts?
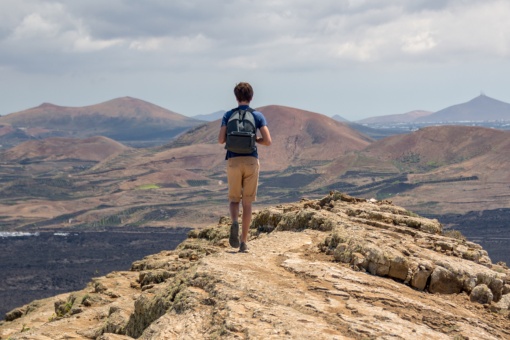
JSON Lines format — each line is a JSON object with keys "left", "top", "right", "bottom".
{"left": 227, "top": 156, "right": 260, "bottom": 203}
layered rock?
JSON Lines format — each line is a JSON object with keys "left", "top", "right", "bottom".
{"left": 1, "top": 192, "right": 509, "bottom": 339}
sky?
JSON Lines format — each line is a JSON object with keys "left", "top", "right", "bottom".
{"left": 1, "top": 0, "right": 510, "bottom": 121}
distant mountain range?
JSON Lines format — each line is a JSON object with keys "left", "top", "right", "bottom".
{"left": 357, "top": 94, "right": 510, "bottom": 124}
{"left": 357, "top": 110, "right": 433, "bottom": 124}
{"left": 191, "top": 110, "right": 225, "bottom": 122}
{"left": 331, "top": 114, "right": 349, "bottom": 122}
{"left": 416, "top": 94, "right": 510, "bottom": 122}
{"left": 2, "top": 94, "right": 509, "bottom": 151}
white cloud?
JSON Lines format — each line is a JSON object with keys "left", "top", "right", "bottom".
{"left": 71, "top": 34, "right": 123, "bottom": 52}
{"left": 129, "top": 38, "right": 164, "bottom": 51}
{"left": 3, "top": 1, "right": 123, "bottom": 57}
{"left": 129, "top": 34, "right": 213, "bottom": 53}
{"left": 402, "top": 31, "right": 437, "bottom": 54}
{"left": 11, "top": 12, "right": 60, "bottom": 40}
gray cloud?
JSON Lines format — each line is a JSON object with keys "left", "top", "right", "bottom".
{"left": 3, "top": 0, "right": 510, "bottom": 71}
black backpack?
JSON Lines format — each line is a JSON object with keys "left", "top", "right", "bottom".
{"left": 225, "top": 108, "right": 257, "bottom": 154}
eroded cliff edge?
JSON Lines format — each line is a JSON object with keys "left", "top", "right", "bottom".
{"left": 1, "top": 192, "right": 509, "bottom": 339}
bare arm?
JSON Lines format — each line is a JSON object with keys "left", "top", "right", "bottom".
{"left": 256, "top": 126, "right": 272, "bottom": 146}
{"left": 218, "top": 125, "right": 227, "bottom": 144}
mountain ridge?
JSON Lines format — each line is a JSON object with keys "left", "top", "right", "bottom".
{"left": 0, "top": 97, "right": 204, "bottom": 147}
{"left": 417, "top": 94, "right": 510, "bottom": 122}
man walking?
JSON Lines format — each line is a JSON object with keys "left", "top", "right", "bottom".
{"left": 218, "top": 82, "right": 272, "bottom": 252}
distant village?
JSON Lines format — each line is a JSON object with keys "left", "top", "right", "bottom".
{"left": 362, "top": 120, "right": 510, "bottom": 132}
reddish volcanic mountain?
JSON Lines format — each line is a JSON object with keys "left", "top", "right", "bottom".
{"left": 0, "top": 97, "right": 202, "bottom": 146}
{"left": 356, "top": 125, "right": 510, "bottom": 214}
{"left": 257, "top": 105, "right": 373, "bottom": 168}
{"left": 164, "top": 105, "right": 374, "bottom": 172}
{"left": 363, "top": 125, "right": 509, "bottom": 166}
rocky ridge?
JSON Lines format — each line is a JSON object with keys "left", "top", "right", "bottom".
{"left": 1, "top": 192, "right": 509, "bottom": 339}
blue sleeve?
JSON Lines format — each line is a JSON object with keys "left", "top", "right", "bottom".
{"left": 221, "top": 110, "right": 232, "bottom": 127}
{"left": 254, "top": 111, "right": 267, "bottom": 129}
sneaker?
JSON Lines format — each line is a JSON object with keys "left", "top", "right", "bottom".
{"left": 229, "top": 222, "right": 240, "bottom": 248}
{"left": 239, "top": 242, "right": 248, "bottom": 253}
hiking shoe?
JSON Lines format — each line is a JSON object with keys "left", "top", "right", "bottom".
{"left": 239, "top": 242, "right": 248, "bottom": 253}
{"left": 229, "top": 222, "right": 240, "bottom": 248}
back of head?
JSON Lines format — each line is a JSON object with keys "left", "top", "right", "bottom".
{"left": 234, "top": 82, "right": 254, "bottom": 103}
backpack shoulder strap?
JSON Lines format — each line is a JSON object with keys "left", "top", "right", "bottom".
{"left": 230, "top": 107, "right": 254, "bottom": 113}
{"left": 227, "top": 107, "right": 255, "bottom": 122}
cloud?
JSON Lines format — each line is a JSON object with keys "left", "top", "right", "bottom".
{"left": 1, "top": 0, "right": 510, "bottom": 119}
{"left": 1, "top": 0, "right": 510, "bottom": 74}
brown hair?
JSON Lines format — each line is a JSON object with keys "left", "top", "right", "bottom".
{"left": 234, "top": 82, "right": 253, "bottom": 103}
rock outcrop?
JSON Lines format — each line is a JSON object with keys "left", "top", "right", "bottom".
{"left": 1, "top": 192, "right": 509, "bottom": 339}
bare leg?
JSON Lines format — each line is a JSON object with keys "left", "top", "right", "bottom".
{"left": 228, "top": 201, "right": 241, "bottom": 248}
{"left": 240, "top": 200, "right": 252, "bottom": 243}
{"left": 229, "top": 201, "right": 240, "bottom": 223}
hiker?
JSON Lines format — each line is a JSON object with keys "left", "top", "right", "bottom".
{"left": 218, "top": 82, "right": 272, "bottom": 252}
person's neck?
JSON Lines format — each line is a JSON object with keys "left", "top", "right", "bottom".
{"left": 237, "top": 101, "right": 250, "bottom": 106}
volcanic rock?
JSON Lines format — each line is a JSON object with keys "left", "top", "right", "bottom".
{"left": 1, "top": 192, "right": 509, "bottom": 339}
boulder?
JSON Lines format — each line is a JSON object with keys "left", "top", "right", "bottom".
{"left": 470, "top": 284, "right": 493, "bottom": 304}
{"left": 429, "top": 266, "right": 463, "bottom": 294}
{"left": 410, "top": 262, "right": 434, "bottom": 290}
{"left": 5, "top": 307, "right": 24, "bottom": 322}
{"left": 493, "top": 294, "right": 510, "bottom": 310}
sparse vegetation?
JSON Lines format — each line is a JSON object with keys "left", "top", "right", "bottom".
{"left": 443, "top": 229, "right": 466, "bottom": 241}
{"left": 136, "top": 184, "right": 160, "bottom": 190}
{"left": 398, "top": 152, "right": 421, "bottom": 164}
{"left": 54, "top": 294, "right": 76, "bottom": 317}
{"left": 80, "top": 294, "right": 90, "bottom": 305}
{"left": 426, "top": 161, "right": 443, "bottom": 168}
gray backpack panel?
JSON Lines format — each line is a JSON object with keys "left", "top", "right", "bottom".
{"left": 225, "top": 108, "right": 257, "bottom": 154}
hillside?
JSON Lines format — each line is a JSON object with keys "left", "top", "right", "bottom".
{"left": 0, "top": 136, "right": 129, "bottom": 162}
{"left": 0, "top": 123, "right": 35, "bottom": 149}
{"left": 1, "top": 193, "right": 509, "bottom": 339}
{"left": 362, "top": 125, "right": 508, "bottom": 166}
{"left": 0, "top": 97, "right": 203, "bottom": 147}
{"left": 168, "top": 105, "right": 373, "bottom": 171}
{"left": 257, "top": 105, "right": 373, "bottom": 170}
{"left": 350, "top": 125, "right": 510, "bottom": 214}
